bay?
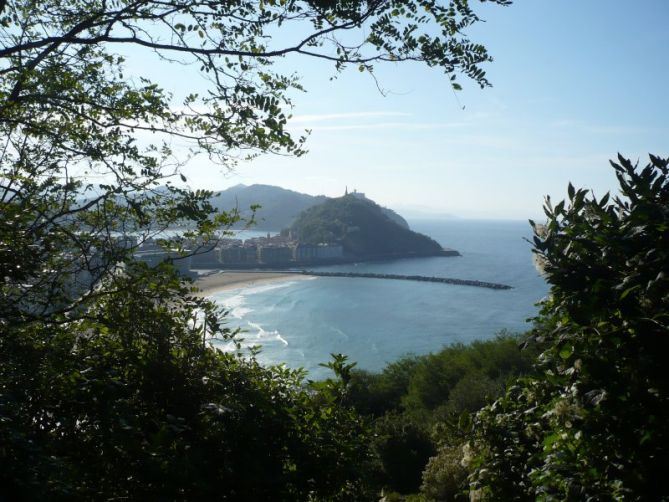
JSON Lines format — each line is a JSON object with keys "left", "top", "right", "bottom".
{"left": 209, "top": 219, "right": 549, "bottom": 379}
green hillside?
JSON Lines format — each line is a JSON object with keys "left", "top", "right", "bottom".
{"left": 290, "top": 195, "right": 443, "bottom": 258}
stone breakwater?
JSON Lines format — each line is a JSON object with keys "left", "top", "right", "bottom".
{"left": 301, "top": 271, "right": 512, "bottom": 290}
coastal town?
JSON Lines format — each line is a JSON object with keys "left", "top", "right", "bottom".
{"left": 133, "top": 232, "right": 346, "bottom": 275}
{"left": 125, "top": 232, "right": 517, "bottom": 292}
{"left": 132, "top": 230, "right": 463, "bottom": 277}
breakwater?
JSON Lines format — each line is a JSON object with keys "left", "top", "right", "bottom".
{"left": 301, "top": 271, "right": 512, "bottom": 290}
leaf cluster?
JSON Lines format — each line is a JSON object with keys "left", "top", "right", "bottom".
{"left": 345, "top": 333, "right": 537, "bottom": 497}
{"left": 470, "top": 155, "right": 669, "bottom": 500}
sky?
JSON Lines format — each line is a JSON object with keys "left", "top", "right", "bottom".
{"left": 131, "top": 1, "right": 669, "bottom": 220}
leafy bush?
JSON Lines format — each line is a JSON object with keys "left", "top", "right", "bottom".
{"left": 348, "top": 356, "right": 422, "bottom": 417}
{"left": 0, "top": 267, "right": 374, "bottom": 500}
{"left": 402, "top": 334, "right": 536, "bottom": 414}
{"left": 420, "top": 444, "right": 469, "bottom": 501}
{"left": 345, "top": 333, "right": 537, "bottom": 496}
{"left": 471, "top": 155, "right": 669, "bottom": 500}
{"left": 373, "top": 412, "right": 437, "bottom": 494}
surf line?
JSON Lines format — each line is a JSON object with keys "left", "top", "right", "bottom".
{"left": 299, "top": 270, "right": 512, "bottom": 290}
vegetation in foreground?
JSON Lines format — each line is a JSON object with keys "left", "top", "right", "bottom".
{"left": 372, "top": 155, "right": 669, "bottom": 501}
{"left": 1, "top": 0, "right": 667, "bottom": 500}
{"left": 468, "top": 155, "right": 669, "bottom": 501}
{"left": 346, "top": 332, "right": 539, "bottom": 498}
{"left": 0, "top": 1, "right": 510, "bottom": 498}
{"left": 1, "top": 272, "right": 372, "bottom": 499}
{"left": 2, "top": 147, "right": 668, "bottom": 499}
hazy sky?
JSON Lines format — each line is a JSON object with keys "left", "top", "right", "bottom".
{"left": 135, "top": 1, "right": 669, "bottom": 220}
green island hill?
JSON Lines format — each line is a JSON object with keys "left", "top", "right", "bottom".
{"left": 289, "top": 194, "right": 456, "bottom": 259}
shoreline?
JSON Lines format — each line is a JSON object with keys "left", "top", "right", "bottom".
{"left": 194, "top": 271, "right": 310, "bottom": 296}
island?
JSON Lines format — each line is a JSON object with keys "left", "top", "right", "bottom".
{"left": 289, "top": 192, "right": 457, "bottom": 260}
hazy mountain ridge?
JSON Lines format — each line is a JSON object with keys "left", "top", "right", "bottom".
{"left": 211, "top": 184, "right": 409, "bottom": 231}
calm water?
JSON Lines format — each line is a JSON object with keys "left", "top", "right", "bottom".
{"left": 209, "top": 219, "right": 549, "bottom": 379}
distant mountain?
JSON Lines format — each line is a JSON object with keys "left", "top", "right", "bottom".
{"left": 290, "top": 194, "right": 444, "bottom": 258}
{"left": 211, "top": 184, "right": 409, "bottom": 231}
{"left": 209, "top": 184, "right": 326, "bottom": 230}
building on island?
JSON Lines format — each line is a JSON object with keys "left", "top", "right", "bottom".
{"left": 314, "top": 243, "right": 343, "bottom": 259}
{"left": 345, "top": 186, "right": 366, "bottom": 199}
{"left": 135, "top": 231, "right": 347, "bottom": 271}
{"left": 293, "top": 243, "right": 319, "bottom": 262}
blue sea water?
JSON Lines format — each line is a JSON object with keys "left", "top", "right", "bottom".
{"left": 209, "top": 219, "right": 549, "bottom": 379}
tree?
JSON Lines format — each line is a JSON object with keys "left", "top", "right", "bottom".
{"left": 0, "top": 0, "right": 510, "bottom": 322}
{"left": 470, "top": 155, "right": 669, "bottom": 500}
{"left": 0, "top": 0, "right": 512, "bottom": 498}
{"left": 1, "top": 273, "right": 375, "bottom": 499}
{"left": 342, "top": 334, "right": 537, "bottom": 497}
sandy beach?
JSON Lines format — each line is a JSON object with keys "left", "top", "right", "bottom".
{"left": 194, "top": 270, "right": 310, "bottom": 296}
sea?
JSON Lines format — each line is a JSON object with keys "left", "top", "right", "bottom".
{"left": 209, "top": 219, "right": 549, "bottom": 380}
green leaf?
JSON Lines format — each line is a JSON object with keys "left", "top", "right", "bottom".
{"left": 620, "top": 284, "right": 640, "bottom": 299}
{"left": 559, "top": 345, "right": 573, "bottom": 360}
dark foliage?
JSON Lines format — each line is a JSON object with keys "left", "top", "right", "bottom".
{"left": 346, "top": 334, "right": 537, "bottom": 495}
{"left": 471, "top": 155, "right": 669, "bottom": 500}
{"left": 0, "top": 266, "right": 374, "bottom": 501}
{"left": 1, "top": 1, "right": 513, "bottom": 498}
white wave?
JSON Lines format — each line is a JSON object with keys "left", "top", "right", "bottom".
{"left": 242, "top": 280, "right": 299, "bottom": 295}
{"left": 210, "top": 333, "right": 266, "bottom": 354}
{"left": 247, "top": 321, "right": 288, "bottom": 346}
{"left": 219, "top": 293, "right": 253, "bottom": 319}
{"left": 247, "top": 321, "right": 265, "bottom": 338}
{"left": 213, "top": 340, "right": 239, "bottom": 353}
{"left": 212, "top": 279, "right": 309, "bottom": 319}
{"left": 214, "top": 276, "right": 316, "bottom": 299}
